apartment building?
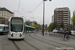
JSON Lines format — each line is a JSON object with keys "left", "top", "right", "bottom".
{"left": 54, "top": 7, "right": 70, "bottom": 30}
{"left": 52, "top": 15, "right": 54, "bottom": 23}
{"left": 0, "top": 7, "right": 14, "bottom": 24}
{"left": 73, "top": 10, "right": 75, "bottom": 16}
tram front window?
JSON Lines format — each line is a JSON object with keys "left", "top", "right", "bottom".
{"left": 11, "top": 18, "right": 23, "bottom": 32}
{"left": 11, "top": 24, "right": 23, "bottom": 32}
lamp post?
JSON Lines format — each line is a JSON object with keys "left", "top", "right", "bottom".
{"left": 42, "top": 0, "right": 52, "bottom": 36}
{"left": 42, "top": 0, "right": 45, "bottom": 36}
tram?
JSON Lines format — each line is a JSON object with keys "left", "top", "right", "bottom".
{"left": 25, "top": 25, "right": 35, "bottom": 33}
{"left": 8, "top": 17, "right": 25, "bottom": 39}
{"left": 0, "top": 24, "right": 8, "bottom": 34}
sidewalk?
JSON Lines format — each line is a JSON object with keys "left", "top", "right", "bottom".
{"left": 36, "top": 32, "right": 75, "bottom": 49}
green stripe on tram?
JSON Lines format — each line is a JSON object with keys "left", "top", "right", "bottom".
{"left": 0, "top": 29, "right": 3, "bottom": 31}
{"left": 8, "top": 32, "right": 10, "bottom": 35}
{"left": 23, "top": 33, "right": 24, "bottom": 35}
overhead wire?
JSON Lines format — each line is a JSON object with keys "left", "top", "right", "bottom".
{"left": 13, "top": 0, "right": 43, "bottom": 20}
{"left": 32, "top": 1, "right": 43, "bottom": 12}
{"left": 13, "top": 0, "right": 43, "bottom": 14}
{"left": 18, "top": 0, "right": 21, "bottom": 11}
{"left": 29, "top": 1, "right": 43, "bottom": 20}
{"left": 13, "top": 0, "right": 26, "bottom": 16}
{"left": 13, "top": 0, "right": 27, "bottom": 12}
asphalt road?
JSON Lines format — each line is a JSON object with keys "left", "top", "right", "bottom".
{"left": 37, "top": 31, "right": 75, "bottom": 40}
{"left": 0, "top": 32, "right": 75, "bottom": 50}
{"left": 0, "top": 34, "right": 7, "bottom": 50}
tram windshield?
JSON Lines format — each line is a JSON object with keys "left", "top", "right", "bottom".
{"left": 11, "top": 18, "right": 23, "bottom": 32}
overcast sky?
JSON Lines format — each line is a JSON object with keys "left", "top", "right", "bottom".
{"left": 0, "top": 0, "right": 75, "bottom": 26}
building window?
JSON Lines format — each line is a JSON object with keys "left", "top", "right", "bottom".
{"left": 2, "top": 12, "right": 3, "bottom": 14}
{"left": 4, "top": 15, "right": 6, "bottom": 16}
{"left": 64, "top": 15, "right": 68, "bottom": 16}
{"left": 64, "top": 17, "right": 68, "bottom": 18}
{"left": 64, "top": 13, "right": 68, "bottom": 14}
{"left": 64, "top": 19, "right": 68, "bottom": 20}
{"left": 60, "top": 16, "right": 62, "bottom": 17}
{"left": 64, "top": 11, "right": 68, "bottom": 12}
{"left": 4, "top": 12, "right": 6, "bottom": 14}
{"left": 59, "top": 14, "right": 62, "bottom": 15}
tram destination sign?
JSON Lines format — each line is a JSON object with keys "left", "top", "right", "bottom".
{"left": 12, "top": 19, "right": 22, "bottom": 22}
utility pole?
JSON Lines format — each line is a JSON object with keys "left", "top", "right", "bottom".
{"left": 42, "top": 0, "right": 45, "bottom": 36}
{"left": 42, "top": 0, "right": 52, "bottom": 36}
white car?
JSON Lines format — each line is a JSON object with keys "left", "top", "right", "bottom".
{"left": 71, "top": 30, "right": 75, "bottom": 35}
{"left": 53, "top": 30, "right": 58, "bottom": 33}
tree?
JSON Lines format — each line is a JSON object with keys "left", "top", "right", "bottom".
{"left": 71, "top": 16, "right": 75, "bottom": 25}
{"left": 48, "top": 23, "right": 54, "bottom": 30}
{"left": 31, "top": 24, "right": 42, "bottom": 29}
{"left": 31, "top": 24, "right": 39, "bottom": 29}
{"left": 25, "top": 20, "right": 31, "bottom": 25}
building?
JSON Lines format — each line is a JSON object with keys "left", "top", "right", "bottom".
{"left": 52, "top": 15, "right": 54, "bottom": 22}
{"left": 73, "top": 10, "right": 75, "bottom": 16}
{"left": 54, "top": 7, "right": 70, "bottom": 30}
{"left": 0, "top": 7, "right": 14, "bottom": 24}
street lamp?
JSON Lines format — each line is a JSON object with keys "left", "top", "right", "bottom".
{"left": 42, "top": 0, "right": 45, "bottom": 36}
{"left": 42, "top": 0, "right": 52, "bottom": 36}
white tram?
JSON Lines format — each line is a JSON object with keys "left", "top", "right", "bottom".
{"left": 8, "top": 17, "right": 25, "bottom": 39}
{"left": 0, "top": 24, "right": 8, "bottom": 34}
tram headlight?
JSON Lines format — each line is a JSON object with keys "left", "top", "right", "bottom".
{"left": 11, "top": 33, "right": 13, "bottom": 37}
{"left": 11, "top": 33, "right": 13, "bottom": 35}
{"left": 20, "top": 33, "right": 22, "bottom": 37}
{"left": 20, "top": 33, "right": 22, "bottom": 35}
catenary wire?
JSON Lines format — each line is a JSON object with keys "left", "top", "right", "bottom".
{"left": 18, "top": 0, "right": 21, "bottom": 11}
{"left": 32, "top": 1, "right": 43, "bottom": 12}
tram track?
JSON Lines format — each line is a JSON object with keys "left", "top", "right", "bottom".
{"left": 34, "top": 33, "right": 75, "bottom": 48}
{"left": 29, "top": 33, "right": 74, "bottom": 50}
{"left": 29, "top": 34, "right": 60, "bottom": 47}
{"left": 12, "top": 39, "right": 39, "bottom": 50}
{"left": 26, "top": 33, "right": 55, "bottom": 50}
{"left": 12, "top": 40, "right": 20, "bottom": 50}
{"left": 23, "top": 40, "right": 39, "bottom": 50}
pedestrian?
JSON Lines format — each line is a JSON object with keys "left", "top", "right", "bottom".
{"left": 42, "top": 30, "right": 43, "bottom": 33}
{"left": 64, "top": 30, "right": 67, "bottom": 39}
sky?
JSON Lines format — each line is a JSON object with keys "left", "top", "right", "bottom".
{"left": 0, "top": 0, "right": 75, "bottom": 26}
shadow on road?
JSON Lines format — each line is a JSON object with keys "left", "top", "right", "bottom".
{"left": 0, "top": 33, "right": 7, "bottom": 36}
{"left": 8, "top": 39, "right": 23, "bottom": 41}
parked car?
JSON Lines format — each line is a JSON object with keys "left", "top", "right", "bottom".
{"left": 52, "top": 30, "right": 58, "bottom": 33}
{"left": 71, "top": 30, "right": 75, "bottom": 35}
{"left": 57, "top": 30, "right": 64, "bottom": 34}
{"left": 57, "top": 30, "right": 60, "bottom": 33}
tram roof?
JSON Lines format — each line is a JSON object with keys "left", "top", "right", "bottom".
{"left": 25, "top": 25, "right": 35, "bottom": 29}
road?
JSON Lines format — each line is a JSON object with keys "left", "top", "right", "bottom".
{"left": 0, "top": 34, "right": 7, "bottom": 50}
{"left": 0, "top": 32, "right": 75, "bottom": 50}
{"left": 36, "top": 31, "right": 75, "bottom": 40}
{"left": 45, "top": 32, "right": 75, "bottom": 40}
